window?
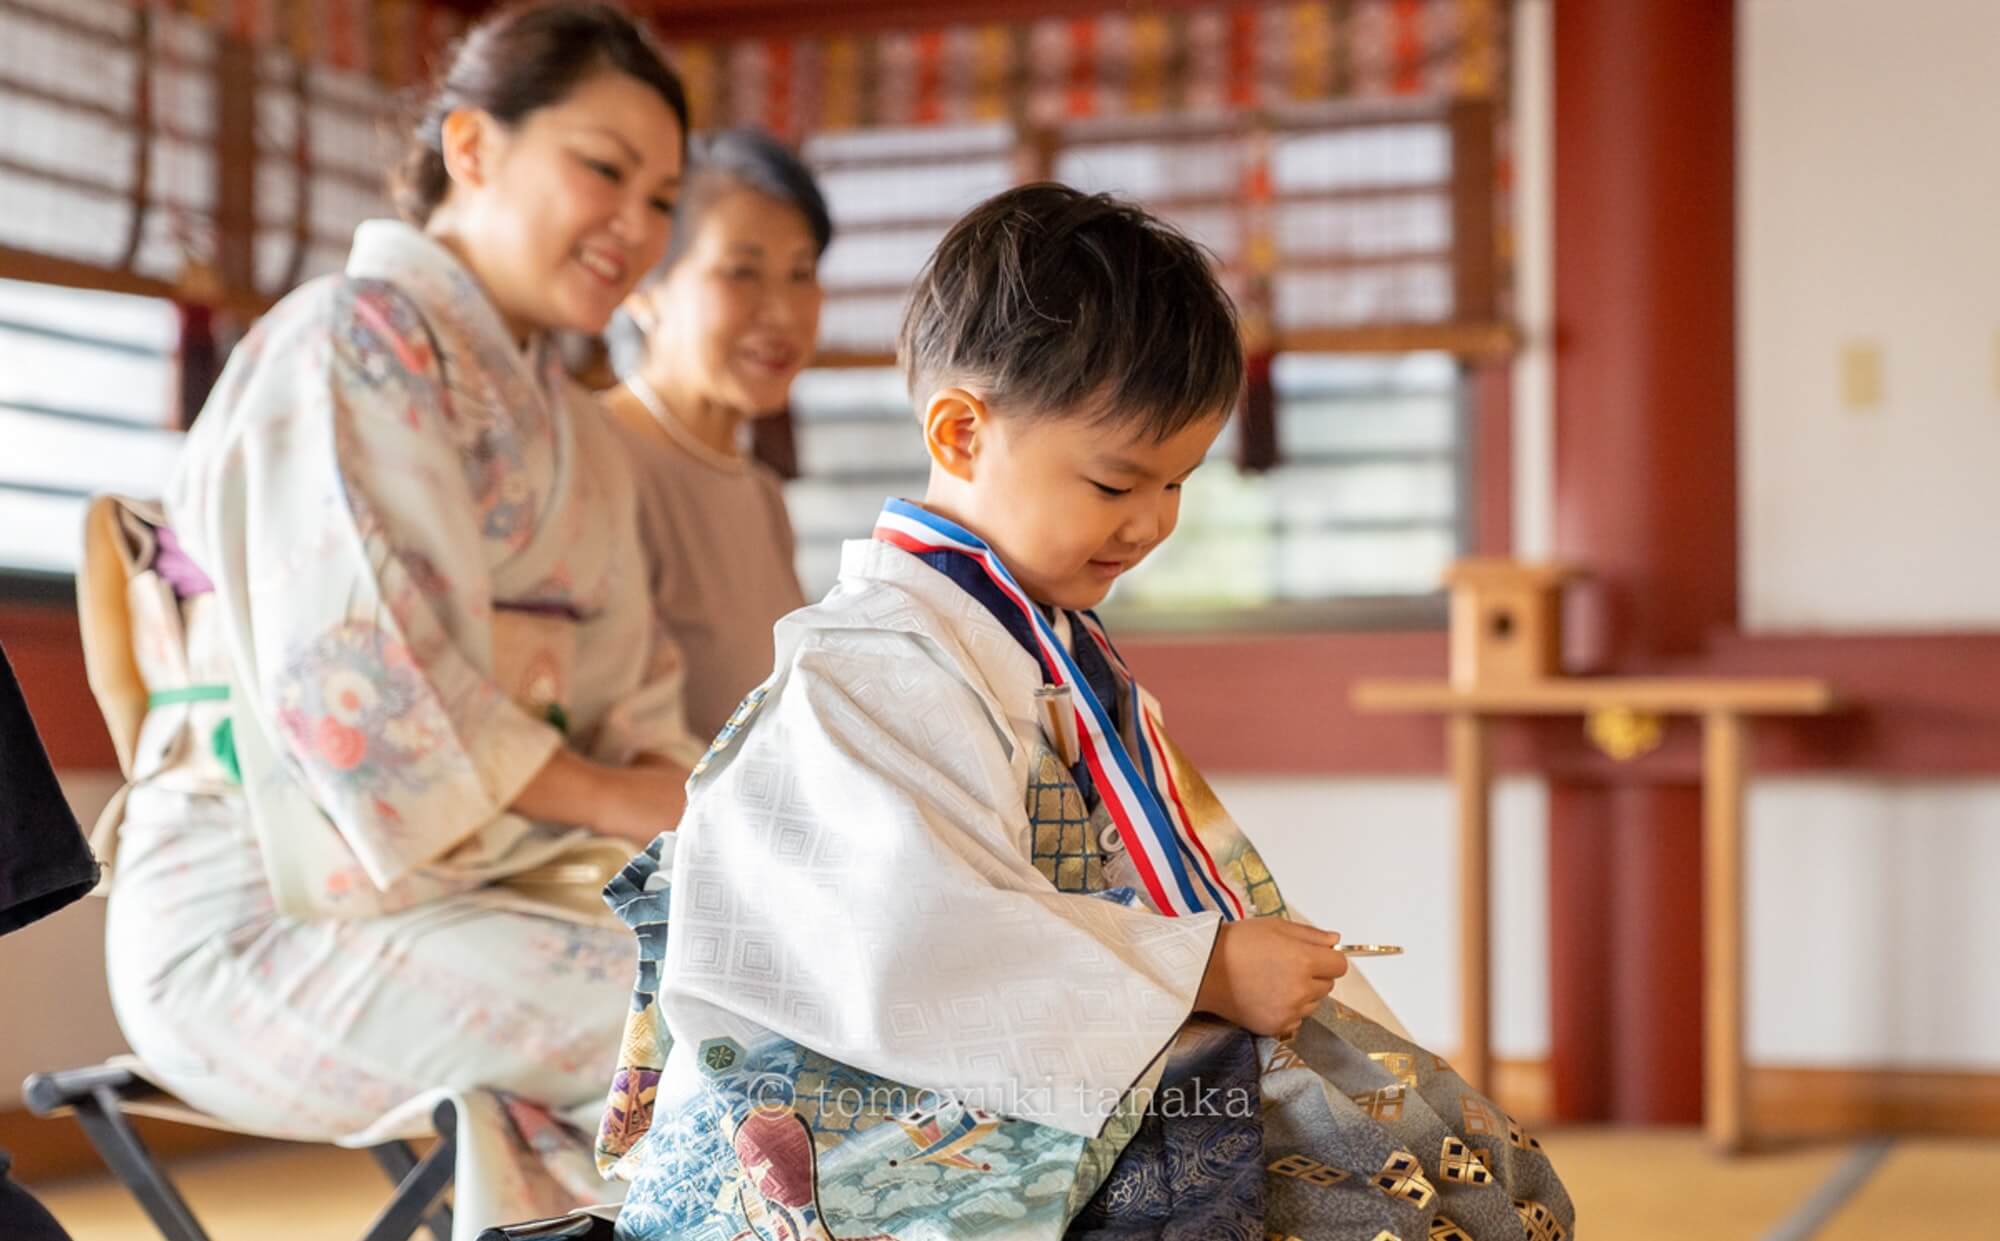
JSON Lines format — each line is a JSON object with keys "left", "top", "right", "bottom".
{"left": 807, "top": 122, "right": 1019, "bottom": 359}
{"left": 0, "top": 0, "right": 154, "bottom": 273}
{"left": 253, "top": 56, "right": 402, "bottom": 291}
{"left": 782, "top": 104, "right": 1490, "bottom": 625}
{"left": 0, "top": 0, "right": 394, "bottom": 583}
{"left": 1053, "top": 102, "right": 1486, "bottom": 624}
{"left": 1107, "top": 352, "right": 1465, "bottom": 627}
{"left": 1, "top": 0, "right": 399, "bottom": 299}
{"left": 0, "top": 278, "right": 180, "bottom": 577}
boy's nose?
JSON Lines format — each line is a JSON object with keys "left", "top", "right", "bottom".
{"left": 1117, "top": 510, "right": 1162, "bottom": 548}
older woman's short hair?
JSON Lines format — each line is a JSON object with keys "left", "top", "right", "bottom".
{"left": 606, "top": 127, "right": 831, "bottom": 377}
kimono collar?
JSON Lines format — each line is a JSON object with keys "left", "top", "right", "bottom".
{"left": 833, "top": 536, "right": 1044, "bottom": 710}
{"left": 344, "top": 219, "right": 566, "bottom": 403}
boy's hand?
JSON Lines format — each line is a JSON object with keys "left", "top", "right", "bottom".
{"left": 1193, "top": 918, "right": 1349, "bottom": 1039}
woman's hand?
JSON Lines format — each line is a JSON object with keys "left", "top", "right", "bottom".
{"left": 1193, "top": 917, "right": 1349, "bottom": 1039}
{"left": 512, "top": 749, "right": 687, "bottom": 845}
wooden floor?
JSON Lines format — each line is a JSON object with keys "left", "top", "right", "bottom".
{"left": 22, "top": 1128, "right": 2000, "bottom": 1239}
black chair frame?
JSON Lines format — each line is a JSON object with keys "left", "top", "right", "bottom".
{"left": 22, "top": 1062, "right": 456, "bottom": 1241}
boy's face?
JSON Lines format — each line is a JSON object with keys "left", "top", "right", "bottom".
{"left": 926, "top": 394, "right": 1228, "bottom": 610}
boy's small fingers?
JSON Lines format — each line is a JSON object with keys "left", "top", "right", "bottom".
{"left": 1281, "top": 922, "right": 1341, "bottom": 947}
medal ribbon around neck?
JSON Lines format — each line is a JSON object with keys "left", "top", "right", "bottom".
{"left": 873, "top": 498, "right": 1244, "bottom": 921}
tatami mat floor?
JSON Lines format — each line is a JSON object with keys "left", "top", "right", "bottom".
{"left": 22, "top": 1128, "right": 2000, "bottom": 1239}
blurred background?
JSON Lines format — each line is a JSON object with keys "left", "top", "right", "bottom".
{"left": 0, "top": 0, "right": 1994, "bottom": 1237}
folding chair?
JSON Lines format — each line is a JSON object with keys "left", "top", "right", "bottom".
{"left": 23, "top": 497, "right": 458, "bottom": 1239}
{"left": 22, "top": 1059, "right": 456, "bottom": 1241}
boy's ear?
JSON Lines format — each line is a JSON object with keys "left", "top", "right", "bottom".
{"left": 921, "top": 387, "right": 986, "bottom": 482}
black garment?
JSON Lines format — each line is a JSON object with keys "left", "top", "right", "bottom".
{"left": 0, "top": 642, "right": 99, "bottom": 936}
{"left": 0, "top": 646, "right": 91, "bottom": 1241}
{"left": 0, "top": 1151, "right": 73, "bottom": 1241}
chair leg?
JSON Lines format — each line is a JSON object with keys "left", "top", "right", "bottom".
{"left": 367, "top": 1140, "right": 453, "bottom": 1241}
{"left": 67, "top": 1086, "right": 212, "bottom": 1241}
{"left": 357, "top": 1101, "right": 457, "bottom": 1241}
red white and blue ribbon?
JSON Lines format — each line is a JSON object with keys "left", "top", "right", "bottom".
{"left": 874, "top": 498, "right": 1245, "bottom": 921}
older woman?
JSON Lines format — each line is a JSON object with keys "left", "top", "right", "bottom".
{"left": 598, "top": 128, "right": 829, "bottom": 740}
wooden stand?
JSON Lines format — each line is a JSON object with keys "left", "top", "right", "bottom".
{"left": 1350, "top": 677, "right": 1835, "bottom": 1151}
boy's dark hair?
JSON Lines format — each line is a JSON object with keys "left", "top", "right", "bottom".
{"left": 898, "top": 183, "right": 1243, "bottom": 440}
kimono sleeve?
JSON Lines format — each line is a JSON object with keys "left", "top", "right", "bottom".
{"left": 660, "top": 628, "right": 1220, "bottom": 1138}
{"left": 173, "top": 279, "right": 564, "bottom": 889}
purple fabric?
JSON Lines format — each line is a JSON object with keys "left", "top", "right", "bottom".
{"left": 153, "top": 525, "right": 214, "bottom": 599}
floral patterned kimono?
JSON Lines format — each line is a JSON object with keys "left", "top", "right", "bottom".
{"left": 101, "top": 219, "right": 705, "bottom": 1238}
{"left": 593, "top": 508, "right": 1573, "bottom": 1241}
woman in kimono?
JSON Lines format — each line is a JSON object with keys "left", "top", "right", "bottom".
{"left": 596, "top": 187, "right": 1574, "bottom": 1240}
{"left": 596, "top": 128, "right": 829, "bottom": 741}
{"left": 99, "top": 4, "right": 703, "bottom": 1232}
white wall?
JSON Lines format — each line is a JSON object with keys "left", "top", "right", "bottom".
{"left": 1214, "top": 776, "right": 1551, "bottom": 1059}
{"left": 1740, "top": 0, "right": 2000, "bottom": 630}
{"left": 0, "top": 773, "right": 129, "bottom": 1108}
{"left": 1727, "top": 1, "right": 2000, "bottom": 1067}
{"left": 1216, "top": 773, "right": 2000, "bottom": 1070}
{"left": 1747, "top": 778, "right": 2000, "bottom": 1068}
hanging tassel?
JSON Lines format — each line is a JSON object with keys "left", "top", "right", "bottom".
{"left": 1236, "top": 348, "right": 1278, "bottom": 474}
{"left": 751, "top": 405, "right": 801, "bottom": 480}
{"left": 175, "top": 300, "right": 221, "bottom": 431}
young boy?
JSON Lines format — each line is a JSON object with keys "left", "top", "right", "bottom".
{"left": 598, "top": 185, "right": 1571, "bottom": 1241}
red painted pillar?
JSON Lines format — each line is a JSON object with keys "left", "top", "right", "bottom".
{"left": 1549, "top": 1, "right": 1738, "bottom": 1124}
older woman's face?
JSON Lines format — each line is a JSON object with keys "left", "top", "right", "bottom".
{"left": 644, "top": 186, "right": 823, "bottom": 416}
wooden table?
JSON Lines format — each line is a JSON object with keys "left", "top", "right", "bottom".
{"left": 1349, "top": 677, "right": 1836, "bottom": 1151}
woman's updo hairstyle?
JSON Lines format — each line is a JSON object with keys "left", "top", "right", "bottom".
{"left": 393, "top": 0, "right": 689, "bottom": 226}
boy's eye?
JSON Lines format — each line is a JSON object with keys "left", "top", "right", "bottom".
{"left": 649, "top": 195, "right": 676, "bottom": 216}
{"left": 1091, "top": 480, "right": 1131, "bottom": 497}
